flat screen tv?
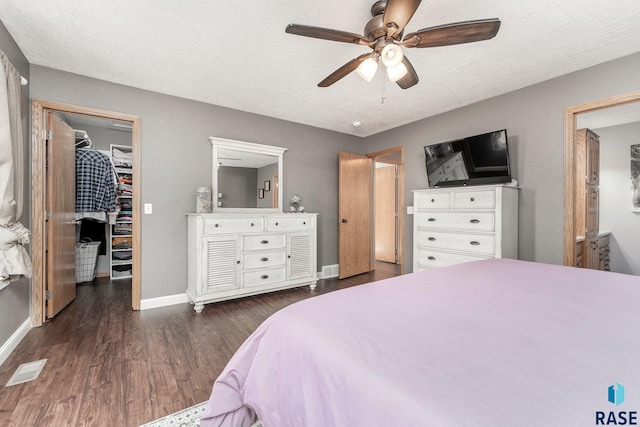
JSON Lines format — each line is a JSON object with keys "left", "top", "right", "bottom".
{"left": 424, "top": 129, "right": 512, "bottom": 188}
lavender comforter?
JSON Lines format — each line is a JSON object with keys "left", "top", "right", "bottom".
{"left": 201, "top": 259, "right": 640, "bottom": 426}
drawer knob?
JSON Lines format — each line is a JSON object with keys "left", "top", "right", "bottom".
{"left": 428, "top": 256, "right": 436, "bottom": 261}
{"left": 428, "top": 237, "right": 436, "bottom": 241}
{"left": 214, "top": 223, "right": 219, "bottom": 228}
{"left": 430, "top": 198, "right": 435, "bottom": 203}
{"left": 303, "top": 221, "right": 306, "bottom": 225}
{"left": 470, "top": 197, "right": 475, "bottom": 202}
{"left": 251, "top": 222, "right": 254, "bottom": 226}
{"left": 428, "top": 218, "right": 436, "bottom": 222}
{"left": 261, "top": 240, "right": 269, "bottom": 244}
{"left": 470, "top": 241, "right": 480, "bottom": 246}
{"left": 236, "top": 260, "right": 240, "bottom": 264}
{"left": 261, "top": 275, "right": 269, "bottom": 280}
{"left": 470, "top": 219, "right": 480, "bottom": 224}
{"left": 260, "top": 257, "right": 269, "bottom": 262}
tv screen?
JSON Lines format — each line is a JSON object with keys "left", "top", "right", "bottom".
{"left": 424, "top": 129, "right": 512, "bottom": 188}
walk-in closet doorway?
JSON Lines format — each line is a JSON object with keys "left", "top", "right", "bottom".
{"left": 31, "top": 99, "right": 141, "bottom": 326}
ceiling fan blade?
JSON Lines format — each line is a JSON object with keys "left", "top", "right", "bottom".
{"left": 402, "top": 18, "right": 501, "bottom": 48}
{"left": 318, "top": 53, "right": 373, "bottom": 87}
{"left": 383, "top": 0, "right": 422, "bottom": 39}
{"left": 286, "top": 24, "right": 372, "bottom": 46}
{"left": 396, "top": 56, "right": 419, "bottom": 89}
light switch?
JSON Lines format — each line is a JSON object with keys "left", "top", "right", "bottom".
{"left": 144, "top": 203, "right": 153, "bottom": 214}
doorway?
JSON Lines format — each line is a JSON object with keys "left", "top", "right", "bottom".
{"left": 563, "top": 89, "right": 640, "bottom": 268}
{"left": 370, "top": 146, "right": 405, "bottom": 274}
{"left": 31, "top": 99, "right": 142, "bottom": 327}
{"left": 337, "top": 146, "right": 405, "bottom": 279}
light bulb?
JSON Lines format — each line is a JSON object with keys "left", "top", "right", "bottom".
{"left": 356, "top": 57, "right": 379, "bottom": 82}
{"left": 387, "top": 62, "right": 408, "bottom": 82}
{"left": 381, "top": 44, "right": 404, "bottom": 67}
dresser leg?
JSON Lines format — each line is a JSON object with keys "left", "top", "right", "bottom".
{"left": 309, "top": 281, "right": 317, "bottom": 290}
{"left": 194, "top": 303, "right": 204, "bottom": 313}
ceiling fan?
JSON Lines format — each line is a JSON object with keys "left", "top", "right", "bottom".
{"left": 285, "top": 0, "right": 500, "bottom": 89}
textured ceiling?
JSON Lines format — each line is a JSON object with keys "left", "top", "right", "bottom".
{"left": 2, "top": 0, "right": 640, "bottom": 137}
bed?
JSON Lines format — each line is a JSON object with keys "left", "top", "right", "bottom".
{"left": 200, "top": 259, "right": 640, "bottom": 426}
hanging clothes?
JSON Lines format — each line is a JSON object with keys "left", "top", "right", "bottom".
{"left": 75, "top": 147, "right": 118, "bottom": 214}
{"left": 79, "top": 219, "right": 107, "bottom": 256}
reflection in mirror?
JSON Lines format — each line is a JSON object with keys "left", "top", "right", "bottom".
{"left": 210, "top": 137, "right": 286, "bottom": 211}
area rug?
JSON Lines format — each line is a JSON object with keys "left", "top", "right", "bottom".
{"left": 139, "top": 402, "right": 206, "bottom": 427}
{"left": 140, "top": 402, "right": 264, "bottom": 427}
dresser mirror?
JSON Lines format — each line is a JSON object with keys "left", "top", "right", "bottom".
{"left": 210, "top": 137, "right": 286, "bottom": 211}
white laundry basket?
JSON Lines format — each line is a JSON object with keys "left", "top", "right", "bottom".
{"left": 75, "top": 241, "right": 101, "bottom": 283}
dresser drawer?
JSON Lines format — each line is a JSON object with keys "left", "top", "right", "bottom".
{"left": 415, "top": 192, "right": 451, "bottom": 209}
{"left": 243, "top": 250, "right": 286, "bottom": 269}
{"left": 243, "top": 234, "right": 286, "bottom": 251}
{"left": 415, "top": 249, "right": 490, "bottom": 269}
{"left": 416, "top": 230, "right": 495, "bottom": 255}
{"left": 416, "top": 212, "right": 495, "bottom": 232}
{"left": 266, "top": 216, "right": 314, "bottom": 231}
{"left": 453, "top": 190, "right": 495, "bottom": 209}
{"left": 203, "top": 217, "right": 264, "bottom": 234}
{"left": 243, "top": 268, "right": 286, "bottom": 288}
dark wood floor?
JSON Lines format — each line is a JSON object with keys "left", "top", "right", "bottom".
{"left": 0, "top": 262, "right": 400, "bottom": 426}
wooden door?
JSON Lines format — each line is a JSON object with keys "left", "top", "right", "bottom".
{"left": 375, "top": 164, "right": 397, "bottom": 263}
{"left": 586, "top": 130, "right": 600, "bottom": 185}
{"left": 338, "top": 151, "right": 372, "bottom": 278}
{"left": 585, "top": 185, "right": 599, "bottom": 237}
{"left": 46, "top": 112, "right": 77, "bottom": 318}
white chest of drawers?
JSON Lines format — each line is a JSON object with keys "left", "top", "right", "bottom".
{"left": 413, "top": 185, "right": 518, "bottom": 271}
{"left": 187, "top": 213, "right": 318, "bottom": 312}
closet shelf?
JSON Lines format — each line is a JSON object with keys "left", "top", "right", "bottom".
{"left": 110, "top": 143, "right": 135, "bottom": 281}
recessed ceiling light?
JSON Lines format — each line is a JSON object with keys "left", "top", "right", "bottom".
{"left": 351, "top": 121, "right": 362, "bottom": 128}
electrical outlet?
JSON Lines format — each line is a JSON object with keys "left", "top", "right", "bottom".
{"left": 144, "top": 203, "right": 152, "bottom": 214}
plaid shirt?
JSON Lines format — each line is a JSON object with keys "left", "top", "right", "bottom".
{"left": 75, "top": 148, "right": 118, "bottom": 213}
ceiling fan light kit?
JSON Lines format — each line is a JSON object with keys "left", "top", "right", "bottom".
{"left": 356, "top": 56, "right": 379, "bottom": 82}
{"left": 285, "top": 0, "right": 501, "bottom": 90}
{"left": 387, "top": 62, "right": 408, "bottom": 82}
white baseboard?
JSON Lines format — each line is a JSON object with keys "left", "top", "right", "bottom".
{"left": 140, "top": 267, "right": 343, "bottom": 310}
{"left": 318, "top": 264, "right": 339, "bottom": 279}
{"left": 140, "top": 293, "right": 190, "bottom": 310}
{"left": 0, "top": 318, "right": 31, "bottom": 367}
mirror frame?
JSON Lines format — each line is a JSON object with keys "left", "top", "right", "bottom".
{"left": 209, "top": 136, "right": 286, "bottom": 212}
{"left": 563, "top": 89, "right": 640, "bottom": 266}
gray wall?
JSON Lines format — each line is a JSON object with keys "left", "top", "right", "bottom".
{"left": 596, "top": 122, "right": 640, "bottom": 275}
{"left": 365, "top": 52, "right": 640, "bottom": 271}
{"left": 29, "top": 65, "right": 363, "bottom": 299}
{"left": 0, "top": 21, "right": 31, "bottom": 346}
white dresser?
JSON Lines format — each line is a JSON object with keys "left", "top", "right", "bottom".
{"left": 413, "top": 185, "right": 518, "bottom": 271}
{"left": 187, "top": 212, "right": 318, "bottom": 312}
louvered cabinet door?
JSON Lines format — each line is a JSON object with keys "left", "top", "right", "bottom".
{"left": 287, "top": 232, "right": 315, "bottom": 280}
{"left": 201, "top": 235, "right": 240, "bottom": 294}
